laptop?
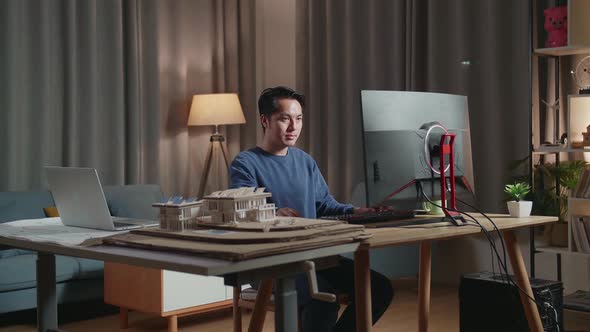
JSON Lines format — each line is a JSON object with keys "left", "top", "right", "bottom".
{"left": 45, "top": 166, "right": 158, "bottom": 231}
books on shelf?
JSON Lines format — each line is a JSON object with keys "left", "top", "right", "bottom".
{"left": 571, "top": 215, "right": 590, "bottom": 253}
{"left": 573, "top": 167, "right": 590, "bottom": 198}
{"left": 564, "top": 290, "right": 590, "bottom": 312}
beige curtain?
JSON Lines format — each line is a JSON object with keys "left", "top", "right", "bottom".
{"left": 0, "top": 0, "right": 256, "bottom": 198}
{"left": 154, "top": 0, "right": 256, "bottom": 197}
{"left": 295, "top": 0, "right": 530, "bottom": 213}
{"left": 0, "top": 0, "right": 161, "bottom": 189}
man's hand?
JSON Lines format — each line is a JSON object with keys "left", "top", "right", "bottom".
{"left": 375, "top": 205, "right": 394, "bottom": 211}
{"left": 353, "top": 205, "right": 394, "bottom": 214}
{"left": 352, "top": 207, "right": 376, "bottom": 214}
{"left": 277, "top": 207, "right": 301, "bottom": 217}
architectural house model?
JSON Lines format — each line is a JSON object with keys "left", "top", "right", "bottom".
{"left": 202, "top": 187, "right": 276, "bottom": 224}
{"left": 152, "top": 199, "right": 202, "bottom": 231}
{"left": 152, "top": 188, "right": 276, "bottom": 231}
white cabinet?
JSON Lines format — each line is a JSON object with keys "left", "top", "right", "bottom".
{"left": 162, "top": 270, "right": 230, "bottom": 312}
{"left": 104, "top": 262, "right": 232, "bottom": 332}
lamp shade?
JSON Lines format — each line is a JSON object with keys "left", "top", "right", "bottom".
{"left": 188, "top": 93, "right": 246, "bottom": 126}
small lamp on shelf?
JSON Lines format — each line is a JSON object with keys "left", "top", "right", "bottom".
{"left": 188, "top": 93, "right": 246, "bottom": 198}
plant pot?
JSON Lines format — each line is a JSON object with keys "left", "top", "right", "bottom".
{"left": 507, "top": 200, "right": 533, "bottom": 217}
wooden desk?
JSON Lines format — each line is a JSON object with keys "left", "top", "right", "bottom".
{"left": 0, "top": 233, "right": 358, "bottom": 332}
{"left": 354, "top": 214, "right": 557, "bottom": 332}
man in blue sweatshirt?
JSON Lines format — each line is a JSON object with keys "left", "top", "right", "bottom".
{"left": 230, "top": 86, "right": 393, "bottom": 331}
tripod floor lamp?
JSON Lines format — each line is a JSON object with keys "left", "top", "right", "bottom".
{"left": 188, "top": 93, "right": 246, "bottom": 198}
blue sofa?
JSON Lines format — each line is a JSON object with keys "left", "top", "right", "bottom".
{"left": 0, "top": 185, "right": 163, "bottom": 314}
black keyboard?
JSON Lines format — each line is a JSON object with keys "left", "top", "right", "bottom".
{"left": 322, "top": 210, "right": 416, "bottom": 224}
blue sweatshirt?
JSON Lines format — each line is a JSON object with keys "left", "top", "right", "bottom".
{"left": 229, "top": 147, "right": 354, "bottom": 219}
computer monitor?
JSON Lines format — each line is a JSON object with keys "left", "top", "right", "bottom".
{"left": 360, "top": 90, "right": 476, "bottom": 211}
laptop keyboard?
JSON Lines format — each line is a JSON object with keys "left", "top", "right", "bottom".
{"left": 113, "top": 221, "right": 137, "bottom": 227}
{"left": 112, "top": 217, "right": 158, "bottom": 229}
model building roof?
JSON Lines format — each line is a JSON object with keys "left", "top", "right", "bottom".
{"left": 204, "top": 187, "right": 271, "bottom": 199}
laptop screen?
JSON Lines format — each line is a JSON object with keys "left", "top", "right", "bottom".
{"left": 45, "top": 167, "right": 116, "bottom": 230}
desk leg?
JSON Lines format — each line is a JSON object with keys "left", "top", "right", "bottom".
{"left": 418, "top": 241, "right": 432, "bottom": 332}
{"left": 233, "top": 286, "right": 242, "bottom": 332}
{"left": 37, "top": 252, "right": 58, "bottom": 332}
{"left": 354, "top": 248, "right": 371, "bottom": 332}
{"left": 120, "top": 308, "right": 129, "bottom": 329}
{"left": 248, "top": 279, "right": 273, "bottom": 332}
{"left": 502, "top": 230, "right": 544, "bottom": 332}
{"left": 274, "top": 276, "right": 298, "bottom": 332}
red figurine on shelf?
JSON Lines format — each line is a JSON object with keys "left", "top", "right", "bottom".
{"left": 544, "top": 5, "right": 568, "bottom": 48}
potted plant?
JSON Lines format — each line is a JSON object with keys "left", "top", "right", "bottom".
{"left": 538, "top": 161, "right": 587, "bottom": 246}
{"left": 504, "top": 182, "right": 533, "bottom": 217}
{"left": 508, "top": 157, "right": 587, "bottom": 245}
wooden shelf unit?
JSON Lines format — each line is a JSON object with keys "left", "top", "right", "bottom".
{"left": 534, "top": 46, "right": 590, "bottom": 57}
{"left": 537, "top": 245, "right": 590, "bottom": 257}
{"left": 534, "top": 0, "right": 590, "bottom": 57}
{"left": 529, "top": 0, "right": 590, "bottom": 317}
{"left": 565, "top": 198, "right": 590, "bottom": 255}
{"left": 532, "top": 147, "right": 590, "bottom": 154}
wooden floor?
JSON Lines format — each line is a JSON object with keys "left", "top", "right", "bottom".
{"left": 1, "top": 283, "right": 588, "bottom": 332}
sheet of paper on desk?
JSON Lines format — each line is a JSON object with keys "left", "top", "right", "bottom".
{"left": 0, "top": 217, "right": 127, "bottom": 246}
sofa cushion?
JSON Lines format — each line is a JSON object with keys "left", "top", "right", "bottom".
{"left": 43, "top": 206, "right": 60, "bottom": 217}
{"left": 0, "top": 248, "right": 33, "bottom": 259}
{"left": 0, "top": 191, "right": 55, "bottom": 259}
{"left": 0, "top": 254, "right": 80, "bottom": 292}
{"left": 103, "top": 185, "right": 162, "bottom": 220}
{"left": 0, "top": 278, "right": 105, "bottom": 314}
{"left": 0, "top": 191, "right": 54, "bottom": 223}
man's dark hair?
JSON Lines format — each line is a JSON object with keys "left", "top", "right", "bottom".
{"left": 258, "top": 86, "right": 305, "bottom": 118}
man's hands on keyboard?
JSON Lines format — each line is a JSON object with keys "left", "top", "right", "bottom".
{"left": 353, "top": 207, "right": 375, "bottom": 214}
{"left": 323, "top": 209, "right": 416, "bottom": 225}
{"left": 352, "top": 205, "right": 394, "bottom": 214}
{"left": 277, "top": 207, "right": 301, "bottom": 217}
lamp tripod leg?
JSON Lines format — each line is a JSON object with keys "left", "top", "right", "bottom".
{"left": 220, "top": 141, "right": 230, "bottom": 170}
{"left": 198, "top": 142, "right": 215, "bottom": 198}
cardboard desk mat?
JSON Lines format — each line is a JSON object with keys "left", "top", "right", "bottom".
{"left": 194, "top": 216, "right": 345, "bottom": 231}
{"left": 132, "top": 223, "right": 364, "bottom": 244}
{"left": 102, "top": 229, "right": 369, "bottom": 261}
{"left": 100, "top": 219, "right": 370, "bottom": 261}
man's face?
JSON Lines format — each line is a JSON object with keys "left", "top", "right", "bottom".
{"left": 261, "top": 98, "right": 303, "bottom": 148}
